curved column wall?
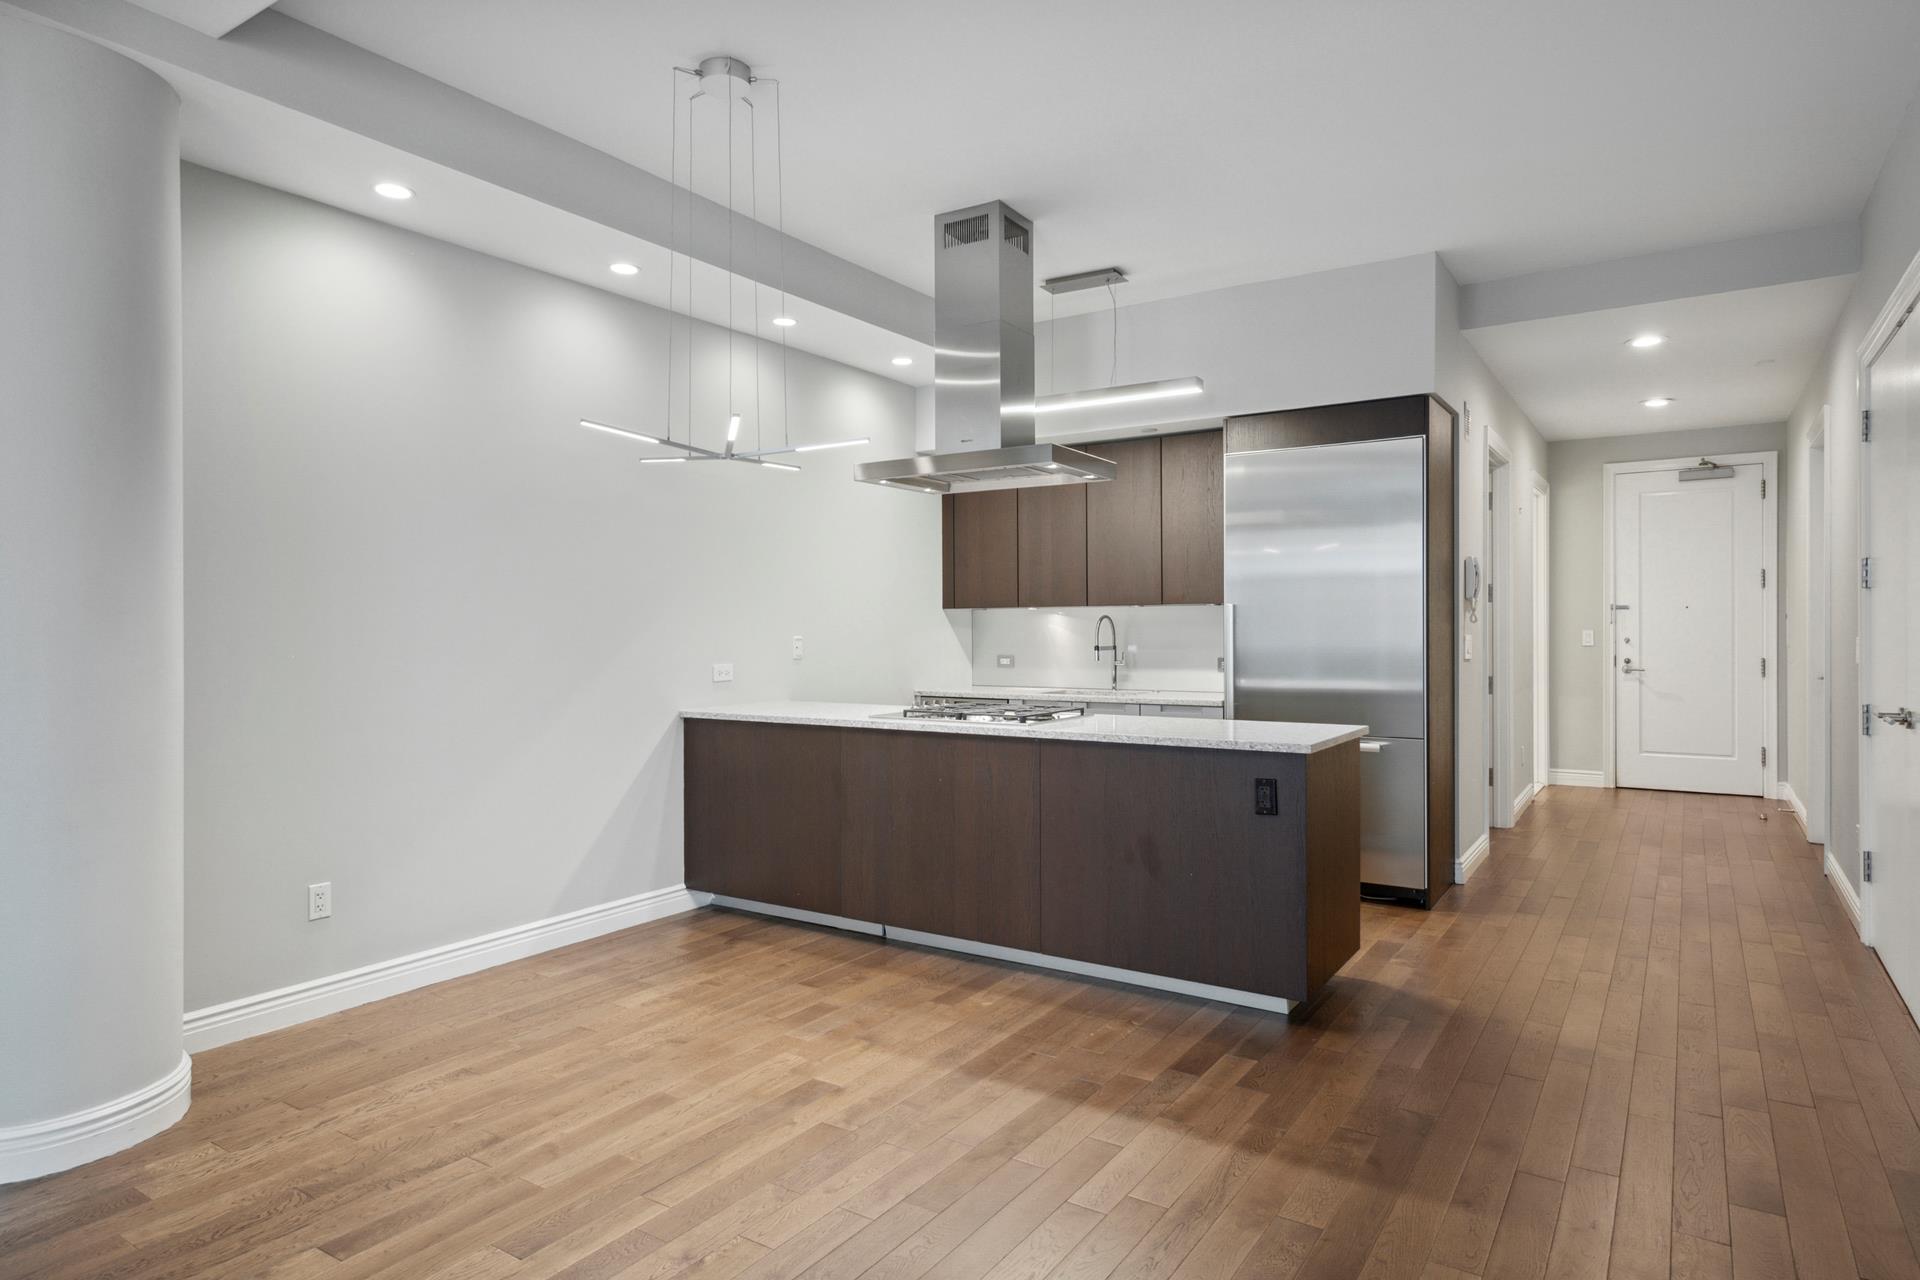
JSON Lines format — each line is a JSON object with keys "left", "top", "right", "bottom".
{"left": 0, "top": 13, "right": 187, "bottom": 1182}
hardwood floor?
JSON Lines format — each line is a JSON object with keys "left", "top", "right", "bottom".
{"left": 5, "top": 786, "right": 1917, "bottom": 1279}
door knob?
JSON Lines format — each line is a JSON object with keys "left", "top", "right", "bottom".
{"left": 1621, "top": 660, "right": 1647, "bottom": 674}
{"left": 1876, "top": 707, "right": 1917, "bottom": 729}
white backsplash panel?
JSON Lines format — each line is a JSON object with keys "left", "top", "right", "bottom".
{"left": 969, "top": 606, "right": 1226, "bottom": 693}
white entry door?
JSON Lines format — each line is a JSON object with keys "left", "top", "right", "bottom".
{"left": 1612, "top": 461, "right": 1767, "bottom": 794}
{"left": 1865, "top": 312, "right": 1920, "bottom": 1008}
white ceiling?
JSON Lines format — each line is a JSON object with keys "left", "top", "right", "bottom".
{"left": 1463, "top": 275, "right": 1857, "bottom": 440}
{"left": 277, "top": 0, "right": 1920, "bottom": 312}
{"left": 177, "top": 79, "right": 937, "bottom": 385}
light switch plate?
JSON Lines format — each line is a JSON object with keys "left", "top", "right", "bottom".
{"left": 712, "top": 662, "right": 734, "bottom": 683}
{"left": 1582, "top": 629, "right": 1595, "bottom": 647}
{"left": 1463, "top": 634, "right": 1474, "bottom": 661}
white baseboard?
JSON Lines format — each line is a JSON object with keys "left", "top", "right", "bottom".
{"left": 1512, "top": 781, "right": 1540, "bottom": 820}
{"left": 1825, "top": 850, "right": 1865, "bottom": 941}
{"left": 1455, "top": 832, "right": 1491, "bottom": 884}
{"left": 1548, "top": 769, "right": 1606, "bottom": 788}
{"left": 183, "top": 885, "right": 701, "bottom": 1053}
{"left": 0, "top": 1053, "right": 191, "bottom": 1185}
{"left": 1778, "top": 782, "right": 1809, "bottom": 834}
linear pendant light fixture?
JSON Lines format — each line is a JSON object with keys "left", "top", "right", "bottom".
{"left": 1033, "top": 268, "right": 1205, "bottom": 419}
{"left": 577, "top": 56, "right": 865, "bottom": 471}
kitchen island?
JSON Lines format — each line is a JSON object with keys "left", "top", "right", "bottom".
{"left": 682, "top": 703, "right": 1364, "bottom": 1011}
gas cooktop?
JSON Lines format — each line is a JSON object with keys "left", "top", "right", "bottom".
{"left": 896, "top": 699, "right": 1086, "bottom": 724}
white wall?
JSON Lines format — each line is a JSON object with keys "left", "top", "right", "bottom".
{"left": 1034, "top": 254, "right": 1441, "bottom": 437}
{"left": 0, "top": 14, "right": 187, "bottom": 1179}
{"left": 181, "top": 168, "right": 968, "bottom": 1010}
{"left": 1436, "top": 261, "right": 1551, "bottom": 852}
{"left": 967, "top": 606, "right": 1226, "bottom": 693}
{"left": 1545, "top": 422, "right": 1789, "bottom": 776}
{"left": 1782, "top": 87, "right": 1920, "bottom": 896}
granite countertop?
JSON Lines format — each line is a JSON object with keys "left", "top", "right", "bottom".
{"left": 681, "top": 702, "right": 1366, "bottom": 754}
{"left": 914, "top": 684, "right": 1226, "bottom": 708}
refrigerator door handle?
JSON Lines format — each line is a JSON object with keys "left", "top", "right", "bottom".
{"left": 1222, "top": 603, "right": 1235, "bottom": 720}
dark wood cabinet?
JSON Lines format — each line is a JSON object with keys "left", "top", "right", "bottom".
{"left": 1160, "top": 430, "right": 1224, "bottom": 605}
{"left": 1038, "top": 741, "right": 1357, "bottom": 999}
{"left": 1016, "top": 484, "right": 1087, "bottom": 606}
{"left": 840, "top": 730, "right": 1041, "bottom": 949}
{"left": 684, "top": 719, "right": 844, "bottom": 915}
{"left": 1085, "top": 437, "right": 1163, "bottom": 605}
{"left": 938, "top": 428, "right": 1223, "bottom": 610}
{"left": 685, "top": 716, "right": 1363, "bottom": 1003}
{"left": 948, "top": 490, "right": 1019, "bottom": 608}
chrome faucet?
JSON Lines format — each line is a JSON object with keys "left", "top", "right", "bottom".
{"left": 1093, "top": 614, "right": 1120, "bottom": 691}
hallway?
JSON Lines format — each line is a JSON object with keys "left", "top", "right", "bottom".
{"left": 0, "top": 786, "right": 1912, "bottom": 1279}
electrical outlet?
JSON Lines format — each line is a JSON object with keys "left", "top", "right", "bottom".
{"left": 712, "top": 662, "right": 734, "bottom": 683}
{"left": 791, "top": 635, "right": 804, "bottom": 661}
{"left": 308, "top": 882, "right": 332, "bottom": 921}
{"left": 1582, "top": 629, "right": 1595, "bottom": 647}
{"left": 996, "top": 654, "right": 1015, "bottom": 668}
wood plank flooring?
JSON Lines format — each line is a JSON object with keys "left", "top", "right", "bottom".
{"left": 5, "top": 786, "right": 1918, "bottom": 1279}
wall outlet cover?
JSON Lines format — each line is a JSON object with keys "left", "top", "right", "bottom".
{"left": 307, "top": 882, "right": 332, "bottom": 921}
{"left": 712, "top": 662, "right": 734, "bottom": 683}
{"left": 996, "top": 654, "right": 1015, "bottom": 667}
{"left": 790, "top": 636, "right": 804, "bottom": 660}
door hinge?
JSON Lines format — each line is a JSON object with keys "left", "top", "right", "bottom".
{"left": 1761, "top": 477, "right": 1767, "bottom": 498}
{"left": 1865, "top": 850, "right": 1874, "bottom": 882}
{"left": 1864, "top": 703, "right": 1874, "bottom": 736}
{"left": 1489, "top": 767, "right": 1495, "bottom": 786}
{"left": 1488, "top": 675, "right": 1494, "bottom": 694}
{"left": 1761, "top": 746, "right": 1767, "bottom": 766}
{"left": 1487, "top": 580, "right": 1494, "bottom": 603}
{"left": 1863, "top": 557, "right": 1873, "bottom": 588}
{"left": 1863, "top": 409, "right": 1872, "bottom": 442}
{"left": 1761, "top": 657, "right": 1767, "bottom": 677}
{"left": 1760, "top": 568, "right": 1766, "bottom": 588}
{"left": 1488, "top": 490, "right": 1494, "bottom": 510}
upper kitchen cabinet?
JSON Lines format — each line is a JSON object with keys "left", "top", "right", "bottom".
{"left": 1017, "top": 484, "right": 1087, "bottom": 606}
{"left": 948, "top": 489, "right": 1020, "bottom": 608}
{"left": 1160, "top": 430, "right": 1224, "bottom": 604}
{"left": 940, "top": 428, "right": 1224, "bottom": 609}
{"left": 1085, "top": 436, "right": 1163, "bottom": 605}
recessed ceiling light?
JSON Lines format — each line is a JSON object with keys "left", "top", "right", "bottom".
{"left": 891, "top": 355, "right": 914, "bottom": 367}
{"left": 609, "top": 261, "right": 639, "bottom": 276}
{"left": 373, "top": 182, "right": 414, "bottom": 200}
{"left": 1642, "top": 397, "right": 1674, "bottom": 408}
{"left": 1628, "top": 334, "right": 1665, "bottom": 349}
{"left": 772, "top": 316, "right": 797, "bottom": 327}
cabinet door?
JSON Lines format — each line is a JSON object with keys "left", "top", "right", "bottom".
{"left": 1017, "top": 484, "right": 1088, "bottom": 606}
{"left": 841, "top": 730, "right": 1040, "bottom": 949}
{"left": 1160, "top": 430, "right": 1223, "bottom": 604}
{"left": 950, "top": 490, "right": 1020, "bottom": 608}
{"left": 1085, "top": 438, "right": 1163, "bottom": 605}
{"left": 1040, "top": 742, "right": 1308, "bottom": 997}
{"left": 685, "top": 720, "right": 843, "bottom": 915}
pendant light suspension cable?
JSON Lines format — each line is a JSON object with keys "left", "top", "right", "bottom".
{"left": 577, "top": 59, "right": 867, "bottom": 470}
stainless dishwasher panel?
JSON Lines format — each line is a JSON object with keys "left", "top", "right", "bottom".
{"left": 1357, "top": 736, "right": 1428, "bottom": 894}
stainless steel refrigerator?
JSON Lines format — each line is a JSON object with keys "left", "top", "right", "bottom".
{"left": 1224, "top": 434, "right": 1431, "bottom": 901}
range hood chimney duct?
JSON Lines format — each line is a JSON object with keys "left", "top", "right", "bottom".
{"left": 856, "top": 201, "right": 1115, "bottom": 493}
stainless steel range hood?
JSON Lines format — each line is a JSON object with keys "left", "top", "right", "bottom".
{"left": 856, "top": 201, "right": 1116, "bottom": 493}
